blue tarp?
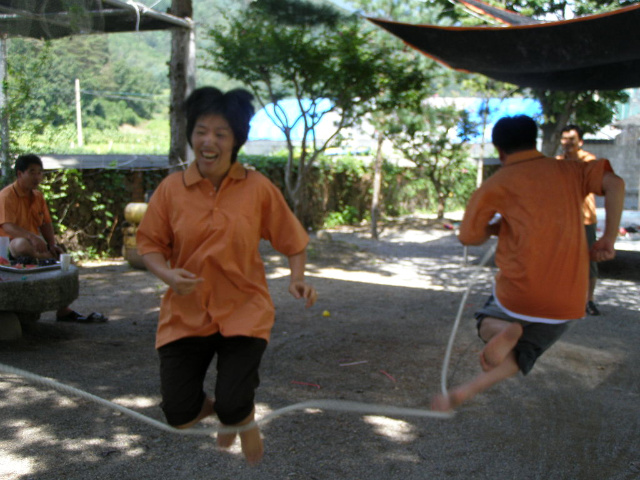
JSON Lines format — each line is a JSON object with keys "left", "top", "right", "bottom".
{"left": 249, "top": 97, "right": 542, "bottom": 143}
{"left": 249, "top": 98, "right": 335, "bottom": 142}
{"left": 466, "top": 97, "right": 542, "bottom": 141}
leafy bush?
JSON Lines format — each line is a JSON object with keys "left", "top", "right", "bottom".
{"left": 9, "top": 152, "right": 477, "bottom": 259}
{"left": 239, "top": 152, "right": 477, "bottom": 230}
{"left": 39, "top": 168, "right": 156, "bottom": 259}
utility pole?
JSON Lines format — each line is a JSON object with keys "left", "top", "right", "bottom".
{"left": 75, "top": 78, "right": 84, "bottom": 147}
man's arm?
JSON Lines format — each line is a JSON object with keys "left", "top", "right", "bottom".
{"left": 458, "top": 204, "right": 500, "bottom": 246}
{"left": 458, "top": 223, "right": 499, "bottom": 246}
{"left": 590, "top": 172, "right": 625, "bottom": 262}
{"left": 39, "top": 222, "right": 64, "bottom": 255}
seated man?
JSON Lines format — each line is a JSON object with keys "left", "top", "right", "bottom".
{"left": 0, "top": 154, "right": 107, "bottom": 323}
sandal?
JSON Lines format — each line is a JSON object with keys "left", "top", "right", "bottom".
{"left": 84, "top": 312, "right": 108, "bottom": 323}
{"left": 56, "top": 310, "right": 86, "bottom": 322}
{"left": 56, "top": 310, "right": 108, "bottom": 323}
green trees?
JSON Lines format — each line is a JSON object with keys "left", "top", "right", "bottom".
{"left": 439, "top": 0, "right": 631, "bottom": 155}
{"left": 534, "top": 89, "right": 628, "bottom": 155}
{"left": 5, "top": 35, "right": 165, "bottom": 155}
{"left": 387, "top": 104, "right": 477, "bottom": 219}
{"left": 205, "top": 0, "right": 389, "bottom": 225}
{"left": 347, "top": 0, "right": 479, "bottom": 227}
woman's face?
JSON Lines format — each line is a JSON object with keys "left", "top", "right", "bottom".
{"left": 191, "top": 114, "right": 236, "bottom": 185}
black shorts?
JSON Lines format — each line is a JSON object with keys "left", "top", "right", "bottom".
{"left": 157, "top": 333, "right": 267, "bottom": 426}
{"left": 475, "top": 295, "right": 571, "bottom": 375}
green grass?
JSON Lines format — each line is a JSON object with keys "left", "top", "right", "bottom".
{"left": 15, "top": 113, "right": 171, "bottom": 155}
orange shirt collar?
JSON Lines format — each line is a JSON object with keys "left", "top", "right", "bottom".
{"left": 184, "top": 161, "right": 248, "bottom": 187}
{"left": 503, "top": 149, "right": 545, "bottom": 166}
{"left": 12, "top": 180, "right": 33, "bottom": 197}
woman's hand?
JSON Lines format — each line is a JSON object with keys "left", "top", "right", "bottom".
{"left": 142, "top": 252, "right": 203, "bottom": 295}
{"left": 287, "top": 250, "right": 317, "bottom": 308}
{"left": 289, "top": 280, "right": 317, "bottom": 308}
{"left": 166, "top": 269, "right": 204, "bottom": 295}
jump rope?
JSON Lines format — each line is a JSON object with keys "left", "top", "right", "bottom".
{"left": 0, "top": 244, "right": 496, "bottom": 436}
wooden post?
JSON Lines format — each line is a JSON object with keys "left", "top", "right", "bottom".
{"left": 370, "top": 131, "right": 385, "bottom": 240}
{"left": 169, "top": 0, "right": 194, "bottom": 170}
{"left": 0, "top": 35, "right": 9, "bottom": 179}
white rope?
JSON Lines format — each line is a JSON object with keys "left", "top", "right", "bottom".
{"left": 0, "top": 363, "right": 452, "bottom": 435}
{"left": 0, "top": 243, "right": 496, "bottom": 435}
{"left": 440, "top": 243, "right": 496, "bottom": 395}
{"left": 125, "top": 0, "right": 142, "bottom": 31}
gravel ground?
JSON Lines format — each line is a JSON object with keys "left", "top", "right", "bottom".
{"left": 1, "top": 217, "right": 639, "bottom": 480}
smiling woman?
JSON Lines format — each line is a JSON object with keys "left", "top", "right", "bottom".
{"left": 191, "top": 114, "right": 236, "bottom": 189}
{"left": 136, "top": 86, "right": 318, "bottom": 465}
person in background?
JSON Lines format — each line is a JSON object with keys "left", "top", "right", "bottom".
{"left": 558, "top": 124, "right": 602, "bottom": 315}
{"left": 136, "top": 87, "right": 317, "bottom": 465}
{"left": 0, "top": 154, "right": 107, "bottom": 323}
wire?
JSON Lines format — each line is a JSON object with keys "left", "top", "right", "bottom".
{"left": 440, "top": 243, "right": 496, "bottom": 394}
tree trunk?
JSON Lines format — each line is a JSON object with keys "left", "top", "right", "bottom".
{"left": 538, "top": 91, "right": 577, "bottom": 156}
{"left": 436, "top": 195, "right": 446, "bottom": 220}
{"left": 370, "top": 132, "right": 385, "bottom": 240}
{"left": 290, "top": 162, "right": 305, "bottom": 225}
{"left": 169, "top": 0, "right": 194, "bottom": 170}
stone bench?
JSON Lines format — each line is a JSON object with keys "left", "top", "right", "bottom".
{"left": 0, "top": 266, "right": 79, "bottom": 340}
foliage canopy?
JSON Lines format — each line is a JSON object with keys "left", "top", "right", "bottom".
{"left": 205, "top": 0, "right": 393, "bottom": 226}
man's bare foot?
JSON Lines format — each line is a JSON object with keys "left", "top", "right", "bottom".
{"left": 239, "top": 424, "right": 263, "bottom": 465}
{"left": 480, "top": 322, "right": 523, "bottom": 371}
{"left": 431, "top": 390, "right": 465, "bottom": 412}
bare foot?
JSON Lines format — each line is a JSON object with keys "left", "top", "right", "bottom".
{"left": 175, "top": 397, "right": 215, "bottom": 430}
{"left": 239, "top": 425, "right": 263, "bottom": 465}
{"left": 431, "top": 390, "right": 465, "bottom": 412}
{"left": 480, "top": 322, "right": 523, "bottom": 371}
{"left": 216, "top": 430, "right": 237, "bottom": 449}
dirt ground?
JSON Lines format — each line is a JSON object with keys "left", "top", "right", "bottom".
{"left": 1, "top": 216, "right": 639, "bottom": 480}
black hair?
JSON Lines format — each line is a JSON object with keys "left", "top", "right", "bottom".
{"left": 560, "top": 124, "right": 584, "bottom": 140}
{"left": 15, "top": 154, "right": 43, "bottom": 174}
{"left": 492, "top": 115, "right": 538, "bottom": 154}
{"left": 184, "top": 87, "right": 255, "bottom": 163}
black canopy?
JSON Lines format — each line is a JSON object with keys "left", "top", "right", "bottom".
{"left": 368, "top": 3, "right": 640, "bottom": 91}
{"left": 456, "top": 0, "right": 541, "bottom": 25}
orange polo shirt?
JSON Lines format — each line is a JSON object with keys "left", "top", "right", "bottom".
{"left": 136, "top": 161, "right": 309, "bottom": 348}
{"left": 459, "top": 150, "right": 612, "bottom": 320}
{"left": 0, "top": 181, "right": 52, "bottom": 237}
{"left": 557, "top": 149, "right": 598, "bottom": 225}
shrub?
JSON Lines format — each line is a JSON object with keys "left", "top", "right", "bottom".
{"left": 39, "top": 168, "right": 163, "bottom": 259}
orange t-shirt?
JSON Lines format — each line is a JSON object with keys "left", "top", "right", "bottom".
{"left": 0, "top": 181, "right": 52, "bottom": 237}
{"left": 136, "top": 161, "right": 309, "bottom": 348}
{"left": 459, "top": 150, "right": 612, "bottom": 320}
{"left": 557, "top": 149, "right": 598, "bottom": 225}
